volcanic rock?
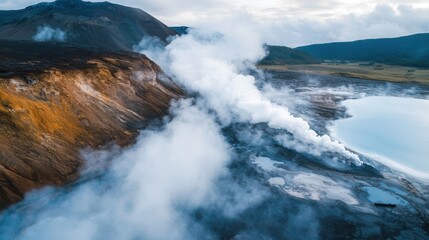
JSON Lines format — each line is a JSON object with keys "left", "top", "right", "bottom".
{"left": 0, "top": 40, "right": 183, "bottom": 209}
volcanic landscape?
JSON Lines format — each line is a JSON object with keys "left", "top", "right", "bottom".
{"left": 0, "top": 0, "right": 428, "bottom": 239}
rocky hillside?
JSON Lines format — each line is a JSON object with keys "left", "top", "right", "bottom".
{"left": 0, "top": 40, "right": 183, "bottom": 209}
{"left": 0, "top": 0, "right": 176, "bottom": 51}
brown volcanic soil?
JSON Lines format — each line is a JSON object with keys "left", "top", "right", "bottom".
{"left": 0, "top": 40, "right": 183, "bottom": 209}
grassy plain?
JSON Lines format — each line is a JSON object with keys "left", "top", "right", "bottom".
{"left": 259, "top": 63, "right": 429, "bottom": 85}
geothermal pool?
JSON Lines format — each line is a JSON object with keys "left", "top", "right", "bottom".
{"left": 331, "top": 96, "right": 429, "bottom": 179}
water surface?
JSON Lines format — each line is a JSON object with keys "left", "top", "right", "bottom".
{"left": 331, "top": 96, "right": 429, "bottom": 179}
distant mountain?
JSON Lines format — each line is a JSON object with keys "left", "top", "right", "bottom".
{"left": 297, "top": 33, "right": 429, "bottom": 68}
{"left": 260, "top": 45, "right": 321, "bottom": 65}
{"left": 0, "top": 0, "right": 176, "bottom": 51}
{"left": 170, "top": 26, "right": 191, "bottom": 35}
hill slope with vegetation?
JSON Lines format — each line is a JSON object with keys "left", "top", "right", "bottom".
{"left": 297, "top": 33, "right": 429, "bottom": 68}
{"left": 260, "top": 45, "right": 321, "bottom": 65}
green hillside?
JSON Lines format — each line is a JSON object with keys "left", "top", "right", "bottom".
{"left": 260, "top": 45, "right": 321, "bottom": 65}
{"left": 297, "top": 33, "right": 429, "bottom": 68}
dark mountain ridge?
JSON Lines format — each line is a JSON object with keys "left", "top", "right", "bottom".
{"left": 0, "top": 0, "right": 176, "bottom": 51}
{"left": 297, "top": 33, "right": 429, "bottom": 68}
{"left": 170, "top": 26, "right": 191, "bottom": 35}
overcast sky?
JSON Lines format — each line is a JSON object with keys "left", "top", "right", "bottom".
{"left": 1, "top": 0, "right": 429, "bottom": 47}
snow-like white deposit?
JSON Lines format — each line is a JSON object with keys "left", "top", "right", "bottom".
{"left": 268, "top": 177, "right": 285, "bottom": 186}
{"left": 284, "top": 173, "right": 358, "bottom": 205}
{"left": 251, "top": 157, "right": 358, "bottom": 205}
{"left": 251, "top": 157, "right": 284, "bottom": 172}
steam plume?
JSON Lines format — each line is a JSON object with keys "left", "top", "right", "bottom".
{"left": 140, "top": 23, "right": 360, "bottom": 164}
{"left": 33, "top": 25, "right": 67, "bottom": 42}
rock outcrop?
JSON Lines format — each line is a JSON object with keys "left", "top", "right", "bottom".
{"left": 0, "top": 40, "right": 183, "bottom": 209}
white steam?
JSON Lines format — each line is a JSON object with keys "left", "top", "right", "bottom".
{"left": 0, "top": 101, "right": 231, "bottom": 240}
{"left": 140, "top": 23, "right": 360, "bottom": 164}
{"left": 0, "top": 16, "right": 367, "bottom": 240}
{"left": 33, "top": 25, "right": 67, "bottom": 42}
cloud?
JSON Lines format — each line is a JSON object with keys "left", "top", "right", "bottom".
{"left": 32, "top": 25, "right": 67, "bottom": 42}
{"left": 98, "top": 0, "right": 429, "bottom": 47}
{"left": 257, "top": 3, "right": 429, "bottom": 47}
{"left": 2, "top": 1, "right": 429, "bottom": 46}
{"left": 0, "top": 0, "right": 44, "bottom": 9}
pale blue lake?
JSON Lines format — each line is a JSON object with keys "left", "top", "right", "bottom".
{"left": 331, "top": 96, "right": 429, "bottom": 179}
